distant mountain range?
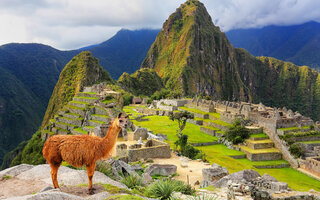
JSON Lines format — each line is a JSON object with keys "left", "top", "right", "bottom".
{"left": 0, "top": 18, "right": 320, "bottom": 166}
{"left": 0, "top": 29, "right": 158, "bottom": 165}
{"left": 226, "top": 21, "right": 320, "bottom": 69}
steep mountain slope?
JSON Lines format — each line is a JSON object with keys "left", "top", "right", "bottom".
{"left": 84, "top": 29, "right": 159, "bottom": 79}
{"left": 226, "top": 21, "right": 320, "bottom": 69}
{"left": 140, "top": 0, "right": 320, "bottom": 120}
{"left": 118, "top": 68, "right": 163, "bottom": 96}
{"left": 42, "top": 51, "right": 113, "bottom": 128}
{"left": 0, "top": 44, "right": 77, "bottom": 165}
{"left": 5, "top": 51, "right": 112, "bottom": 168}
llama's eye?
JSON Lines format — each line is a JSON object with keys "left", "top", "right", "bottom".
{"left": 119, "top": 120, "right": 123, "bottom": 122}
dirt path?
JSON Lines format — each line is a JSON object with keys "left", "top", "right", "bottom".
{"left": 152, "top": 153, "right": 210, "bottom": 188}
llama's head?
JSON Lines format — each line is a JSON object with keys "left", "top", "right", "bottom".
{"left": 115, "top": 112, "right": 129, "bottom": 129}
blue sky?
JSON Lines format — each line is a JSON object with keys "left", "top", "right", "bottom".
{"left": 0, "top": 0, "right": 319, "bottom": 50}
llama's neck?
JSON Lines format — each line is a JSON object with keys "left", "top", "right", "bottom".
{"left": 101, "top": 120, "right": 121, "bottom": 157}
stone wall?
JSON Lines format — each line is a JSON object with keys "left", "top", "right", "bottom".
{"left": 220, "top": 112, "right": 243, "bottom": 124}
{"left": 128, "top": 144, "right": 171, "bottom": 162}
{"left": 300, "top": 157, "right": 320, "bottom": 177}
{"left": 264, "top": 129, "right": 299, "bottom": 168}
{"left": 116, "top": 139, "right": 171, "bottom": 162}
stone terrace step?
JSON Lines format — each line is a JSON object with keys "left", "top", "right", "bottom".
{"left": 53, "top": 120, "right": 79, "bottom": 131}
{"left": 73, "top": 96, "right": 99, "bottom": 104}
{"left": 68, "top": 101, "right": 89, "bottom": 109}
{"left": 56, "top": 116, "right": 83, "bottom": 127}
{"left": 238, "top": 145, "right": 282, "bottom": 161}
{"left": 71, "top": 128, "right": 88, "bottom": 135}
{"left": 83, "top": 126, "right": 95, "bottom": 133}
{"left": 249, "top": 133, "right": 269, "bottom": 141}
{"left": 246, "top": 139, "right": 274, "bottom": 150}
{"left": 77, "top": 92, "right": 100, "bottom": 98}
{"left": 52, "top": 127, "right": 69, "bottom": 135}
{"left": 63, "top": 112, "right": 82, "bottom": 119}
{"left": 178, "top": 107, "right": 209, "bottom": 119}
{"left": 94, "top": 106, "right": 108, "bottom": 115}
{"left": 91, "top": 114, "right": 111, "bottom": 122}
{"left": 200, "top": 126, "right": 224, "bottom": 137}
{"left": 88, "top": 120, "right": 106, "bottom": 127}
{"left": 64, "top": 105, "right": 86, "bottom": 116}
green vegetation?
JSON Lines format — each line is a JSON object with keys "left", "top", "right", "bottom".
{"left": 2, "top": 175, "right": 12, "bottom": 180}
{"left": 145, "top": 179, "right": 195, "bottom": 199}
{"left": 289, "top": 144, "right": 304, "bottom": 158}
{"left": 196, "top": 144, "right": 320, "bottom": 191}
{"left": 42, "top": 51, "right": 113, "bottom": 128}
{"left": 179, "top": 106, "right": 209, "bottom": 115}
{"left": 73, "top": 128, "right": 87, "bottom": 134}
{"left": 250, "top": 133, "right": 269, "bottom": 138}
{"left": 118, "top": 68, "right": 163, "bottom": 96}
{"left": 278, "top": 126, "right": 310, "bottom": 131}
{"left": 298, "top": 140, "right": 320, "bottom": 144}
{"left": 121, "top": 174, "right": 143, "bottom": 189}
{"left": 279, "top": 130, "right": 320, "bottom": 140}
{"left": 130, "top": 115, "right": 218, "bottom": 145}
{"left": 225, "top": 120, "right": 250, "bottom": 144}
{"left": 10, "top": 130, "right": 46, "bottom": 167}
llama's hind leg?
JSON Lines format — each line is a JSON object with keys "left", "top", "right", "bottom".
{"left": 86, "top": 163, "right": 96, "bottom": 195}
{"left": 50, "top": 163, "right": 61, "bottom": 189}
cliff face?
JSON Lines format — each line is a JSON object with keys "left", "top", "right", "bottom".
{"left": 41, "top": 51, "right": 113, "bottom": 128}
{"left": 141, "top": 0, "right": 320, "bottom": 120}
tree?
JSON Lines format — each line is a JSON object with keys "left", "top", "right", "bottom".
{"left": 169, "top": 111, "right": 194, "bottom": 138}
{"left": 225, "top": 119, "right": 250, "bottom": 144}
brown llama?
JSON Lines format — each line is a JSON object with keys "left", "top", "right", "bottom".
{"left": 42, "top": 112, "right": 129, "bottom": 194}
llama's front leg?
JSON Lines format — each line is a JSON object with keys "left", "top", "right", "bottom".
{"left": 50, "top": 164, "right": 60, "bottom": 188}
{"left": 86, "top": 163, "right": 96, "bottom": 195}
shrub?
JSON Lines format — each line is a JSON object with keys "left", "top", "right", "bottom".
{"left": 95, "top": 161, "right": 115, "bottom": 179}
{"left": 225, "top": 119, "right": 250, "bottom": 144}
{"left": 289, "top": 144, "right": 304, "bottom": 158}
{"left": 121, "top": 174, "right": 143, "bottom": 189}
{"left": 145, "top": 179, "right": 195, "bottom": 200}
{"left": 122, "top": 93, "right": 134, "bottom": 106}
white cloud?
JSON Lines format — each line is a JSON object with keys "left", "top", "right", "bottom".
{"left": 0, "top": 0, "right": 319, "bottom": 49}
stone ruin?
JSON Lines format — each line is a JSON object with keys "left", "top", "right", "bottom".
{"left": 300, "top": 156, "right": 320, "bottom": 177}
{"left": 201, "top": 164, "right": 320, "bottom": 200}
{"left": 214, "top": 101, "right": 314, "bottom": 134}
{"left": 185, "top": 97, "right": 215, "bottom": 112}
{"left": 116, "top": 139, "right": 171, "bottom": 162}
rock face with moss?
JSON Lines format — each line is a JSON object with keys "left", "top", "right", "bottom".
{"left": 118, "top": 68, "right": 163, "bottom": 96}
{"left": 42, "top": 51, "right": 113, "bottom": 128}
{"left": 141, "top": 0, "right": 320, "bottom": 120}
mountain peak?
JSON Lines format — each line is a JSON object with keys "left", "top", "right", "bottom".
{"left": 41, "top": 51, "right": 113, "bottom": 128}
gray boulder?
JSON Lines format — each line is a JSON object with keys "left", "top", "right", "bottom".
{"left": 6, "top": 189, "right": 84, "bottom": 200}
{"left": 0, "top": 164, "right": 34, "bottom": 178}
{"left": 213, "top": 169, "right": 261, "bottom": 188}
{"left": 262, "top": 174, "right": 278, "bottom": 182}
{"left": 144, "top": 164, "right": 177, "bottom": 177}
{"left": 202, "top": 164, "right": 229, "bottom": 183}
{"left": 110, "top": 159, "right": 139, "bottom": 179}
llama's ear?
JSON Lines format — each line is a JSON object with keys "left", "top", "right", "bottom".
{"left": 117, "top": 112, "right": 123, "bottom": 118}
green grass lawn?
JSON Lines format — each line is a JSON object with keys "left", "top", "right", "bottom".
{"left": 278, "top": 126, "right": 310, "bottom": 131}
{"left": 179, "top": 106, "right": 209, "bottom": 115}
{"left": 211, "top": 119, "right": 232, "bottom": 127}
{"left": 126, "top": 106, "right": 320, "bottom": 191}
{"left": 131, "top": 115, "right": 218, "bottom": 145}
{"left": 123, "top": 106, "right": 143, "bottom": 116}
{"left": 197, "top": 144, "right": 320, "bottom": 191}
{"left": 250, "top": 133, "right": 269, "bottom": 138}
{"left": 210, "top": 112, "right": 221, "bottom": 119}
{"left": 298, "top": 140, "right": 320, "bottom": 144}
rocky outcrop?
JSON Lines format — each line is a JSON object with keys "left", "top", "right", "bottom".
{"left": 0, "top": 164, "right": 127, "bottom": 199}
{"left": 201, "top": 163, "right": 229, "bottom": 188}
{"left": 213, "top": 169, "right": 261, "bottom": 188}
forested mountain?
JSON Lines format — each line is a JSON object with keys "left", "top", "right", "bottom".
{"left": 226, "top": 21, "right": 320, "bottom": 69}
{"left": 137, "top": 0, "right": 320, "bottom": 121}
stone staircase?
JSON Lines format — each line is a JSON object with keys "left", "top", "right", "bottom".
{"left": 42, "top": 91, "right": 112, "bottom": 139}
{"left": 238, "top": 133, "right": 284, "bottom": 162}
